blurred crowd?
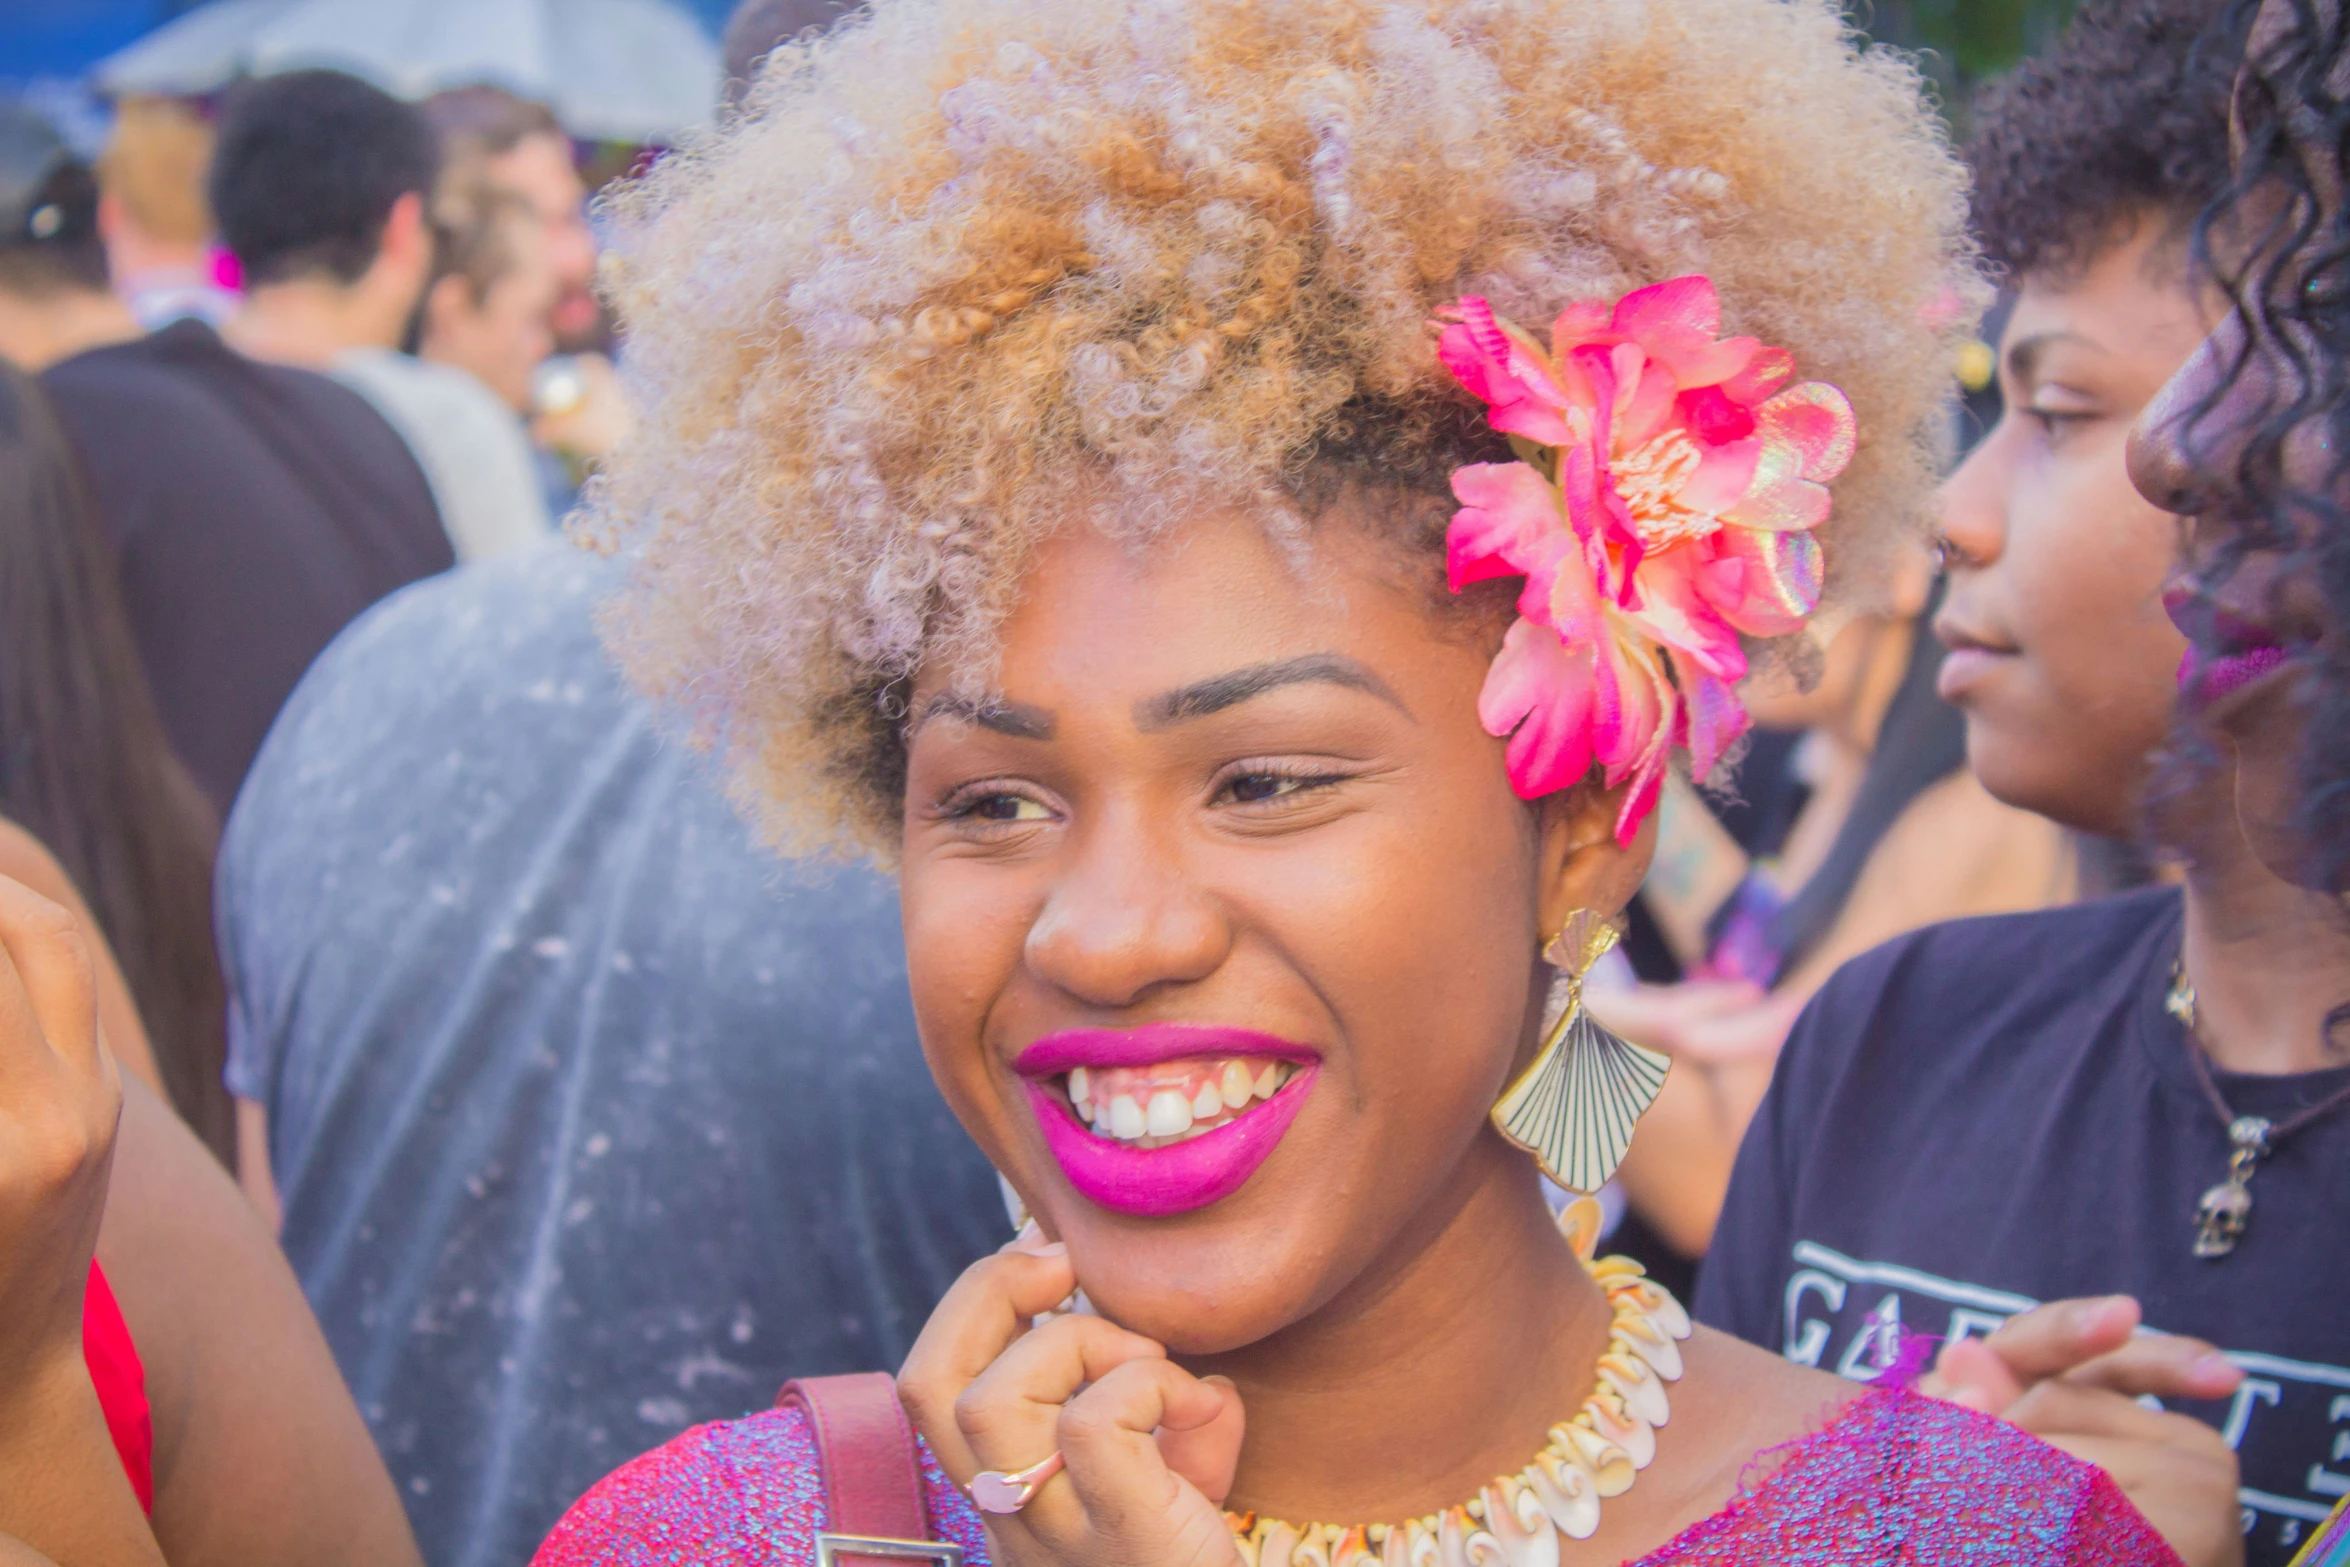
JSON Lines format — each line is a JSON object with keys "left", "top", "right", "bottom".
{"left": 0, "top": 0, "right": 2343, "bottom": 1565}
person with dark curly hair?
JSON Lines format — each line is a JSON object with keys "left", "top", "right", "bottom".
{"left": 1699, "top": 4, "right": 2349, "bottom": 1566}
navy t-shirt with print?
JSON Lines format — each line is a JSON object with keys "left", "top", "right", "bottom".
{"left": 1696, "top": 888, "right": 2350, "bottom": 1567}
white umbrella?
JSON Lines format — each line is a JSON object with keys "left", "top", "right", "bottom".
{"left": 95, "top": 0, "right": 718, "bottom": 146}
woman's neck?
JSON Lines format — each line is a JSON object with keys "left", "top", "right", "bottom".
{"left": 1185, "top": 1140, "right": 1615, "bottom": 1525}
{"left": 2180, "top": 770, "right": 2350, "bottom": 1077}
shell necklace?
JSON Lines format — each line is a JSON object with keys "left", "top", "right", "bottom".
{"left": 1222, "top": 1241, "right": 1691, "bottom": 1567}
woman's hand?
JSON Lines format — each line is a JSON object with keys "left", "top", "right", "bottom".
{"left": 0, "top": 873, "right": 118, "bottom": 1399}
{"left": 1923, "top": 1297, "right": 2246, "bottom": 1567}
{"left": 898, "top": 1233, "right": 1245, "bottom": 1567}
{"left": 0, "top": 873, "right": 163, "bottom": 1567}
{"left": 530, "top": 353, "right": 631, "bottom": 466}
{"left": 1586, "top": 980, "right": 1802, "bottom": 1066}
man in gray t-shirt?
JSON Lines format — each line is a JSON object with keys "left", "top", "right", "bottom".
{"left": 219, "top": 544, "right": 1007, "bottom": 1567}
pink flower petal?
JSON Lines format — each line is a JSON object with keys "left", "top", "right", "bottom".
{"left": 1623, "top": 548, "right": 1748, "bottom": 682}
{"left": 1447, "top": 462, "right": 1565, "bottom": 589}
{"left": 1610, "top": 275, "right": 1721, "bottom": 343}
{"left": 1722, "top": 474, "right": 1832, "bottom": 533}
{"left": 1590, "top": 621, "right": 1668, "bottom": 785}
{"left": 1675, "top": 431, "right": 1763, "bottom": 515}
{"left": 1704, "top": 527, "right": 1822, "bottom": 637}
{"left": 1437, "top": 304, "right": 1579, "bottom": 448}
{"left": 1671, "top": 336, "right": 1763, "bottom": 392}
{"left": 1614, "top": 754, "right": 1668, "bottom": 845}
{"left": 1480, "top": 619, "right": 1597, "bottom": 799}
{"left": 1615, "top": 357, "right": 1679, "bottom": 451}
{"left": 1595, "top": 629, "right": 1674, "bottom": 844}
{"left": 1671, "top": 651, "right": 1750, "bottom": 783}
{"left": 1722, "top": 346, "right": 1795, "bottom": 405}
{"left": 1756, "top": 381, "right": 1857, "bottom": 481}
{"left": 1676, "top": 385, "right": 1757, "bottom": 446}
{"left": 1549, "top": 299, "right": 1613, "bottom": 357}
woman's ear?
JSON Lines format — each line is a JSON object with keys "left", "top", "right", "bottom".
{"left": 1532, "top": 777, "right": 1658, "bottom": 943}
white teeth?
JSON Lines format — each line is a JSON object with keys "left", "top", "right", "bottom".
{"left": 1145, "top": 1090, "right": 1193, "bottom": 1138}
{"left": 1078, "top": 1060, "right": 1305, "bottom": 1145}
{"left": 1108, "top": 1095, "right": 1147, "bottom": 1141}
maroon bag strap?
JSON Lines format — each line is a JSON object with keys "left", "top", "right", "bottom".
{"left": 777, "top": 1373, "right": 962, "bottom": 1566}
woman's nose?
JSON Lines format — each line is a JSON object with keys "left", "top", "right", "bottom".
{"left": 2129, "top": 323, "right": 2241, "bottom": 516}
{"left": 1936, "top": 420, "right": 2013, "bottom": 571}
{"left": 1023, "top": 818, "right": 1232, "bottom": 1009}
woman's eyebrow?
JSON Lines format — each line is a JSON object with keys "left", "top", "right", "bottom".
{"left": 912, "top": 693, "right": 1056, "bottom": 740}
{"left": 2006, "top": 328, "right": 2104, "bottom": 385}
{"left": 1134, "top": 653, "right": 1413, "bottom": 730}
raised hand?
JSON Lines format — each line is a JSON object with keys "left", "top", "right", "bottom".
{"left": 0, "top": 872, "right": 162, "bottom": 1566}
{"left": 0, "top": 873, "right": 118, "bottom": 1403}
{"left": 898, "top": 1232, "right": 1246, "bottom": 1567}
{"left": 1925, "top": 1296, "right": 2245, "bottom": 1567}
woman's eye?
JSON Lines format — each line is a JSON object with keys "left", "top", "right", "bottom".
{"left": 1218, "top": 770, "right": 1339, "bottom": 806}
{"left": 2027, "top": 407, "right": 2093, "bottom": 443}
{"left": 962, "top": 793, "right": 1051, "bottom": 822}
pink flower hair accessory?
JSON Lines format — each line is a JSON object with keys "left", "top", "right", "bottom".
{"left": 1436, "top": 275, "right": 1856, "bottom": 840}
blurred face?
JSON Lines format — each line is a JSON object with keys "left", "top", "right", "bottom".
{"left": 898, "top": 505, "right": 1637, "bottom": 1352}
{"left": 1935, "top": 217, "right": 2207, "bottom": 837}
{"left": 486, "top": 131, "right": 598, "bottom": 348}
{"left": 420, "top": 221, "right": 557, "bottom": 412}
{"left": 2126, "top": 0, "right": 2343, "bottom": 868}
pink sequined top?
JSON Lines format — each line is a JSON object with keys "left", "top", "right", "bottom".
{"left": 535, "top": 1386, "right": 2181, "bottom": 1566}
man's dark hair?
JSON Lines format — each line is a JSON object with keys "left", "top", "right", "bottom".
{"left": 1967, "top": 0, "right": 2245, "bottom": 281}
{"left": 0, "top": 105, "right": 106, "bottom": 298}
{"left": 209, "top": 69, "right": 440, "bottom": 288}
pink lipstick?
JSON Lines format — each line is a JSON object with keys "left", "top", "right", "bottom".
{"left": 2165, "top": 585, "right": 2297, "bottom": 709}
{"left": 1016, "top": 1025, "right": 1321, "bottom": 1216}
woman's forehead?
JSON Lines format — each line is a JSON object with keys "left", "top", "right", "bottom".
{"left": 907, "top": 511, "right": 1459, "bottom": 713}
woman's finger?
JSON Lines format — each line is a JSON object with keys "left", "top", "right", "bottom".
{"left": 953, "top": 1313, "right": 1166, "bottom": 1483}
{"left": 2003, "top": 1376, "right": 2227, "bottom": 1450}
{"left": 2056, "top": 1334, "right": 2243, "bottom": 1403}
{"left": 1971, "top": 1297, "right": 2143, "bottom": 1383}
{"left": 1046, "top": 1359, "right": 1242, "bottom": 1558}
{"left": 1152, "top": 1373, "right": 1246, "bottom": 1505}
{"left": 899, "top": 1247, "right": 1080, "bottom": 1480}
{"left": 0, "top": 878, "right": 99, "bottom": 1081}
{"left": 1928, "top": 1335, "right": 2027, "bottom": 1413}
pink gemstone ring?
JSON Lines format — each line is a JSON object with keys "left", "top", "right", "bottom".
{"left": 968, "top": 1451, "right": 1066, "bottom": 1514}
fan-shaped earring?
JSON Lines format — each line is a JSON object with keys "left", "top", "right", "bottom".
{"left": 1490, "top": 908, "right": 1671, "bottom": 1193}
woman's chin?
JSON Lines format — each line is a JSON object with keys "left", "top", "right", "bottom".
{"left": 1061, "top": 1240, "right": 1323, "bottom": 1354}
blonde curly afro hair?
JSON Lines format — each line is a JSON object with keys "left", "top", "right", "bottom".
{"left": 591, "top": 0, "right": 1979, "bottom": 857}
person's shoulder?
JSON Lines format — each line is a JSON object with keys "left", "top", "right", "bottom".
{"left": 226, "top": 546, "right": 627, "bottom": 827}
{"left": 287, "top": 544, "right": 615, "bottom": 710}
{"left": 1854, "top": 1391, "right": 2180, "bottom": 1564}
{"left": 44, "top": 322, "right": 402, "bottom": 450}
{"left": 39, "top": 323, "right": 214, "bottom": 414}
{"left": 332, "top": 348, "right": 512, "bottom": 422}
{"left": 532, "top": 1406, "right": 824, "bottom": 1566}
{"left": 1800, "top": 887, "right": 2180, "bottom": 1041}
{"left": 532, "top": 1404, "right": 991, "bottom": 1567}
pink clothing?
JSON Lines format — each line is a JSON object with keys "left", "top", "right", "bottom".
{"left": 534, "top": 1386, "right": 2178, "bottom": 1566}
{"left": 85, "top": 1260, "right": 154, "bottom": 1513}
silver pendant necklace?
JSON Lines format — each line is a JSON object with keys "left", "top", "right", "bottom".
{"left": 2167, "top": 956, "right": 2350, "bottom": 1258}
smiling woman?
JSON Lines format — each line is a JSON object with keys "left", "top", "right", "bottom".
{"left": 533, "top": 2, "right": 2183, "bottom": 1565}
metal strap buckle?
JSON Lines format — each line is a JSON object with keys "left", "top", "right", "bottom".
{"left": 813, "top": 1534, "right": 966, "bottom": 1567}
